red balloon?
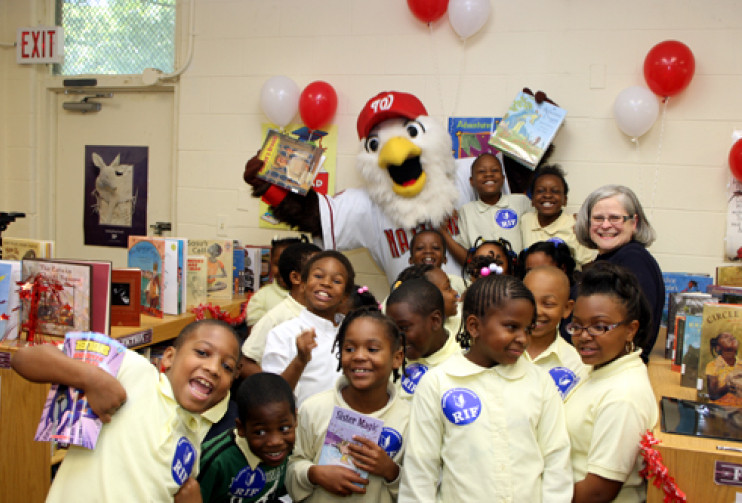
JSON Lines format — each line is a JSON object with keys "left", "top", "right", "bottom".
{"left": 730, "top": 139, "right": 742, "bottom": 182}
{"left": 643, "top": 40, "right": 695, "bottom": 98}
{"left": 299, "top": 81, "right": 338, "bottom": 130}
{"left": 407, "top": 0, "right": 448, "bottom": 24}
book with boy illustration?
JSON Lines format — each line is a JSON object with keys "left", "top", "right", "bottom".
{"left": 696, "top": 303, "right": 742, "bottom": 404}
{"left": 188, "top": 240, "right": 233, "bottom": 300}
{"left": 35, "top": 332, "right": 126, "bottom": 449}
{"left": 318, "top": 406, "right": 384, "bottom": 481}
{"left": 21, "top": 259, "right": 93, "bottom": 337}
{"left": 488, "top": 91, "right": 566, "bottom": 170}
{"left": 448, "top": 117, "right": 502, "bottom": 159}
{"left": 127, "top": 236, "right": 165, "bottom": 318}
{"left": 258, "top": 130, "right": 326, "bottom": 196}
{"left": 661, "top": 272, "right": 713, "bottom": 327}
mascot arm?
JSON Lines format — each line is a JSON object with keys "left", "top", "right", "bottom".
{"left": 243, "top": 153, "right": 322, "bottom": 236}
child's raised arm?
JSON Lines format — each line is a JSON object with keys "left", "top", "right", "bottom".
{"left": 12, "top": 344, "right": 127, "bottom": 423}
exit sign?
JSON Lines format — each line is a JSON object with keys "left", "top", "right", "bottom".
{"left": 16, "top": 27, "right": 64, "bottom": 64}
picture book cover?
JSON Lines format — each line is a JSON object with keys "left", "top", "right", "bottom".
{"left": 61, "top": 260, "right": 112, "bottom": 336}
{"left": 318, "top": 406, "right": 384, "bottom": 481}
{"left": 258, "top": 130, "right": 326, "bottom": 196}
{"left": 717, "top": 266, "right": 742, "bottom": 287}
{"left": 697, "top": 303, "right": 742, "bottom": 405}
{"left": 188, "top": 240, "right": 233, "bottom": 300}
{"left": 666, "top": 292, "right": 713, "bottom": 358}
{"left": 680, "top": 315, "right": 703, "bottom": 388}
{"left": 0, "top": 260, "right": 21, "bottom": 342}
{"left": 21, "top": 259, "right": 92, "bottom": 337}
{"left": 448, "top": 117, "right": 502, "bottom": 159}
{"left": 488, "top": 91, "right": 567, "bottom": 170}
{"left": 35, "top": 332, "right": 126, "bottom": 449}
{"left": 244, "top": 246, "right": 271, "bottom": 293}
{"left": 111, "top": 268, "right": 141, "bottom": 327}
{"left": 661, "top": 272, "right": 713, "bottom": 326}
{"left": 127, "top": 236, "right": 165, "bottom": 318}
{"left": 186, "top": 256, "right": 208, "bottom": 308}
{"left": 708, "top": 285, "right": 742, "bottom": 298}
{"left": 233, "top": 245, "right": 245, "bottom": 296}
{"left": 2, "top": 237, "right": 54, "bottom": 260}
{"left": 672, "top": 316, "right": 686, "bottom": 372}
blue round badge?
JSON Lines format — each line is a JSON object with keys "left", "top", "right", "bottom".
{"left": 495, "top": 209, "right": 518, "bottom": 229}
{"left": 229, "top": 465, "right": 267, "bottom": 499}
{"left": 379, "top": 427, "right": 403, "bottom": 459}
{"left": 546, "top": 237, "right": 565, "bottom": 245}
{"left": 548, "top": 367, "right": 579, "bottom": 400}
{"left": 441, "top": 388, "right": 482, "bottom": 425}
{"left": 401, "top": 363, "right": 428, "bottom": 395}
{"left": 171, "top": 437, "right": 197, "bottom": 485}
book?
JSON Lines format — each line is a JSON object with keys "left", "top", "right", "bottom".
{"left": 1, "top": 237, "right": 54, "bottom": 260}
{"left": 680, "top": 315, "right": 703, "bottom": 388}
{"left": 708, "top": 285, "right": 742, "bottom": 298}
{"left": 186, "top": 256, "right": 208, "bottom": 307}
{"left": 62, "top": 260, "right": 112, "bottom": 336}
{"left": 666, "top": 291, "right": 714, "bottom": 358}
{"left": 34, "top": 332, "right": 126, "bottom": 449}
{"left": 448, "top": 117, "right": 502, "bottom": 159}
{"left": 233, "top": 244, "right": 246, "bottom": 296}
{"left": 0, "top": 260, "right": 21, "bottom": 341}
{"left": 244, "top": 245, "right": 272, "bottom": 293}
{"left": 717, "top": 266, "right": 742, "bottom": 287}
{"left": 672, "top": 316, "right": 686, "bottom": 372}
{"left": 661, "top": 396, "right": 742, "bottom": 443}
{"left": 111, "top": 268, "right": 141, "bottom": 327}
{"left": 188, "top": 240, "right": 233, "bottom": 300}
{"left": 127, "top": 236, "right": 166, "bottom": 318}
{"left": 162, "top": 239, "right": 181, "bottom": 315}
{"left": 697, "top": 303, "right": 742, "bottom": 404}
{"left": 21, "top": 259, "right": 92, "bottom": 337}
{"left": 258, "top": 130, "right": 326, "bottom": 196}
{"left": 318, "top": 406, "right": 384, "bottom": 482}
{"left": 661, "top": 272, "right": 713, "bottom": 326}
{"left": 488, "top": 91, "right": 567, "bottom": 170}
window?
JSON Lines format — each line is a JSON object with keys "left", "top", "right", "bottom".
{"left": 56, "top": 0, "right": 176, "bottom": 75}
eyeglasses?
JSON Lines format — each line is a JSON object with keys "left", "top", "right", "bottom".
{"left": 565, "top": 320, "right": 628, "bottom": 337}
{"left": 590, "top": 215, "right": 633, "bottom": 225}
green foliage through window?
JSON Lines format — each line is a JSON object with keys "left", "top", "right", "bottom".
{"left": 56, "top": 0, "right": 176, "bottom": 75}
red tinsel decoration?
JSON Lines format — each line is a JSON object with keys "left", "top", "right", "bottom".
{"left": 639, "top": 431, "right": 686, "bottom": 502}
{"left": 16, "top": 274, "right": 74, "bottom": 345}
{"left": 191, "top": 295, "right": 251, "bottom": 326}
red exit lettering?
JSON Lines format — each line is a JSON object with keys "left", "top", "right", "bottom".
{"left": 17, "top": 27, "right": 62, "bottom": 64}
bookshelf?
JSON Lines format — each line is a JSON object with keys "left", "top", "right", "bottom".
{"left": 0, "top": 296, "right": 247, "bottom": 503}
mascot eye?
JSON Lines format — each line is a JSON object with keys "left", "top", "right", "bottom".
{"left": 405, "top": 121, "right": 424, "bottom": 138}
{"left": 365, "top": 137, "right": 380, "bottom": 153}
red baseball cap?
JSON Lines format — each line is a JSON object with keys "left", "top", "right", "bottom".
{"left": 356, "top": 91, "right": 428, "bottom": 139}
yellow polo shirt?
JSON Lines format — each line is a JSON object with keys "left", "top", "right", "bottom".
{"left": 247, "top": 281, "right": 290, "bottom": 327}
{"left": 287, "top": 377, "right": 411, "bottom": 503}
{"left": 399, "top": 352, "right": 573, "bottom": 502}
{"left": 520, "top": 212, "right": 597, "bottom": 267}
{"left": 399, "top": 330, "right": 462, "bottom": 401}
{"left": 564, "top": 350, "right": 658, "bottom": 503}
{"left": 523, "top": 335, "right": 589, "bottom": 400}
{"left": 47, "top": 350, "right": 229, "bottom": 503}
{"left": 243, "top": 295, "right": 303, "bottom": 364}
{"left": 455, "top": 195, "right": 533, "bottom": 253}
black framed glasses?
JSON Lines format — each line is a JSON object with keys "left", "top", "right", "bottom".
{"left": 590, "top": 215, "right": 634, "bottom": 225}
{"left": 565, "top": 320, "right": 628, "bottom": 337}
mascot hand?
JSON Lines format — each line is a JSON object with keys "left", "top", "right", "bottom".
{"left": 243, "top": 152, "right": 271, "bottom": 197}
{"left": 522, "top": 87, "right": 558, "bottom": 107}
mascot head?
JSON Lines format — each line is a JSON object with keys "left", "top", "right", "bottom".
{"left": 356, "top": 91, "right": 458, "bottom": 229}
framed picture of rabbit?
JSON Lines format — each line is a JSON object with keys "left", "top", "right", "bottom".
{"left": 83, "top": 145, "right": 148, "bottom": 247}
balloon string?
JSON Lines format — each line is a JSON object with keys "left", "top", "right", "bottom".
{"left": 450, "top": 38, "right": 467, "bottom": 118}
{"left": 649, "top": 97, "right": 668, "bottom": 220}
{"left": 635, "top": 136, "right": 643, "bottom": 203}
{"left": 429, "top": 23, "right": 446, "bottom": 120}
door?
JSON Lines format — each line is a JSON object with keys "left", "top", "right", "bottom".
{"left": 54, "top": 89, "right": 174, "bottom": 267}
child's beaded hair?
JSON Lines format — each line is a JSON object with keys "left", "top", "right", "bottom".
{"left": 347, "top": 284, "right": 379, "bottom": 311}
{"left": 237, "top": 373, "right": 296, "bottom": 422}
{"left": 463, "top": 237, "right": 516, "bottom": 282}
{"left": 574, "top": 262, "right": 652, "bottom": 351}
{"left": 301, "top": 250, "right": 356, "bottom": 296}
{"left": 516, "top": 241, "right": 576, "bottom": 284}
{"left": 277, "top": 242, "right": 322, "bottom": 287}
{"left": 409, "top": 228, "right": 447, "bottom": 255}
{"left": 527, "top": 163, "right": 569, "bottom": 199}
{"left": 333, "top": 306, "right": 406, "bottom": 382}
{"left": 458, "top": 274, "right": 536, "bottom": 349}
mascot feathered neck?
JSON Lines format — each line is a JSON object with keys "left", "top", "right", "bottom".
{"left": 355, "top": 91, "right": 458, "bottom": 229}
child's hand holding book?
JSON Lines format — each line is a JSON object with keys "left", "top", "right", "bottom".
{"left": 348, "top": 436, "right": 400, "bottom": 483}
{"left": 307, "top": 464, "right": 369, "bottom": 497}
{"left": 82, "top": 364, "right": 127, "bottom": 423}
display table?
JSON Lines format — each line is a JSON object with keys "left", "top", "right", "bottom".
{"left": 0, "top": 296, "right": 247, "bottom": 503}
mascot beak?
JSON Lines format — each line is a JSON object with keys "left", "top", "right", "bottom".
{"left": 377, "top": 137, "right": 427, "bottom": 198}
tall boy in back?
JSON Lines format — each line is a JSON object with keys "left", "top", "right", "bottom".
{"left": 241, "top": 242, "right": 321, "bottom": 378}
{"left": 246, "top": 236, "right": 305, "bottom": 328}
{"left": 198, "top": 373, "right": 297, "bottom": 503}
{"left": 523, "top": 266, "right": 587, "bottom": 400}
{"left": 11, "top": 319, "right": 241, "bottom": 503}
{"left": 386, "top": 278, "right": 461, "bottom": 401}
{"left": 441, "top": 152, "right": 531, "bottom": 265}
{"left": 262, "top": 250, "right": 355, "bottom": 406}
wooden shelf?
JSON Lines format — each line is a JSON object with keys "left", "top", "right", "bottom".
{"left": 0, "top": 296, "right": 247, "bottom": 503}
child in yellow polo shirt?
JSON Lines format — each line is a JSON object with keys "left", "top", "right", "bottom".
{"left": 11, "top": 319, "right": 241, "bottom": 503}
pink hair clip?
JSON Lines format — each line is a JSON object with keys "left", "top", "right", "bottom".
{"left": 358, "top": 286, "right": 369, "bottom": 294}
{"left": 480, "top": 263, "right": 504, "bottom": 277}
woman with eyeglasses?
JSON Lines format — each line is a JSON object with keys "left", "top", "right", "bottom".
{"left": 564, "top": 262, "right": 658, "bottom": 503}
{"left": 574, "top": 185, "right": 664, "bottom": 362}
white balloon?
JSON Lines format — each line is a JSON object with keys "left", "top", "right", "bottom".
{"left": 449, "top": 0, "right": 491, "bottom": 40}
{"left": 613, "top": 86, "right": 660, "bottom": 138}
{"left": 260, "top": 76, "right": 300, "bottom": 128}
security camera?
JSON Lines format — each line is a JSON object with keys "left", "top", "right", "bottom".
{"left": 62, "top": 101, "right": 102, "bottom": 112}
